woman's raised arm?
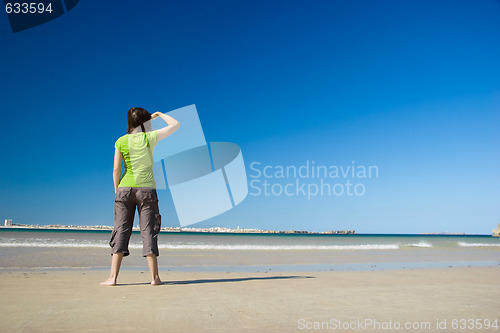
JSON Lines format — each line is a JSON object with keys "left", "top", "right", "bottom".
{"left": 151, "top": 112, "right": 180, "bottom": 141}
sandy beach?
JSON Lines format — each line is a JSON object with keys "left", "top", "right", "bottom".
{"left": 1, "top": 266, "right": 499, "bottom": 332}
{"left": 1, "top": 231, "right": 499, "bottom": 332}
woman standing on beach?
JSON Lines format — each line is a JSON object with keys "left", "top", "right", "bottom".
{"left": 101, "top": 107, "right": 180, "bottom": 286}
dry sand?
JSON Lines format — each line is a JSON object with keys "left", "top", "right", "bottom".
{"left": 0, "top": 266, "right": 499, "bottom": 332}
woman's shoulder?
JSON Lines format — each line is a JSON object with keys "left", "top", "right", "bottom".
{"left": 116, "top": 131, "right": 157, "bottom": 144}
{"left": 114, "top": 134, "right": 129, "bottom": 149}
{"left": 146, "top": 130, "right": 158, "bottom": 138}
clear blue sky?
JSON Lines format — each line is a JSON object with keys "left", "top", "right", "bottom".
{"left": 0, "top": 0, "right": 499, "bottom": 234}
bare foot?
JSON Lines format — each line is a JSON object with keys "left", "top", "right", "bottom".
{"left": 151, "top": 278, "right": 163, "bottom": 285}
{"left": 100, "top": 277, "right": 117, "bottom": 286}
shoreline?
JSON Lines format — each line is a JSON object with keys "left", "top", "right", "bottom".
{"left": 1, "top": 259, "right": 499, "bottom": 273}
{"left": 1, "top": 245, "right": 499, "bottom": 273}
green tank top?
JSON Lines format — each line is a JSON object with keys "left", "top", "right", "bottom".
{"left": 114, "top": 131, "right": 159, "bottom": 188}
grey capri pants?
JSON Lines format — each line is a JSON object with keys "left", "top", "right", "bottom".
{"left": 110, "top": 187, "right": 162, "bottom": 257}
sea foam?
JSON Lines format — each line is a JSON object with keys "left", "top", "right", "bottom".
{"left": 458, "top": 242, "right": 500, "bottom": 247}
{"left": 405, "top": 241, "right": 433, "bottom": 248}
{"left": 155, "top": 244, "right": 400, "bottom": 250}
{"left": 0, "top": 240, "right": 400, "bottom": 250}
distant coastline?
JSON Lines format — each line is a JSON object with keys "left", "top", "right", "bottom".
{"left": 0, "top": 224, "right": 355, "bottom": 235}
{"left": 2, "top": 223, "right": 496, "bottom": 236}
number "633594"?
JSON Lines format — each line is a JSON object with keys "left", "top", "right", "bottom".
{"left": 5, "top": 2, "right": 54, "bottom": 14}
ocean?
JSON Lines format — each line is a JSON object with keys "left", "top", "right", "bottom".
{"left": 1, "top": 228, "right": 499, "bottom": 272}
{"left": 1, "top": 228, "right": 500, "bottom": 250}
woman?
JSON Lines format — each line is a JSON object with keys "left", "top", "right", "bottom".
{"left": 101, "top": 107, "right": 180, "bottom": 286}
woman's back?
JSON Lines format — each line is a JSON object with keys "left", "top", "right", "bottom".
{"left": 115, "top": 131, "right": 159, "bottom": 188}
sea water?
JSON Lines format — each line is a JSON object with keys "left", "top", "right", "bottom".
{"left": 0, "top": 228, "right": 499, "bottom": 271}
{"left": 1, "top": 228, "right": 499, "bottom": 250}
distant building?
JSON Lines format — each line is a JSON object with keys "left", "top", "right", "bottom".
{"left": 4, "top": 219, "right": 12, "bottom": 227}
{"left": 493, "top": 224, "right": 500, "bottom": 237}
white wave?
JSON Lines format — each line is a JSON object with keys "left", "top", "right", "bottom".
{"left": 405, "top": 241, "right": 433, "bottom": 248}
{"left": 0, "top": 242, "right": 109, "bottom": 248}
{"left": 0, "top": 241, "right": 400, "bottom": 250}
{"left": 156, "top": 244, "right": 401, "bottom": 250}
{"left": 458, "top": 242, "right": 500, "bottom": 247}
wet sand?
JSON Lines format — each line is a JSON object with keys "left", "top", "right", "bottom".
{"left": 0, "top": 266, "right": 499, "bottom": 332}
{"left": 1, "top": 246, "right": 499, "bottom": 269}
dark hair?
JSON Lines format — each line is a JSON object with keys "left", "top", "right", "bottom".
{"left": 127, "top": 107, "right": 151, "bottom": 134}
